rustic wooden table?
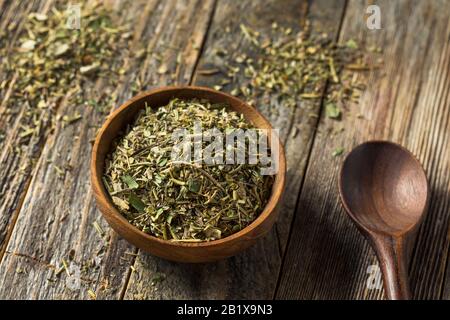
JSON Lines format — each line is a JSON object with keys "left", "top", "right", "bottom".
{"left": 0, "top": 0, "right": 449, "bottom": 300}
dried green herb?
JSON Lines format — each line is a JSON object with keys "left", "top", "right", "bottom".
{"left": 216, "top": 23, "right": 362, "bottom": 109}
{"left": 332, "top": 147, "right": 345, "bottom": 157}
{"left": 151, "top": 272, "right": 166, "bottom": 286}
{"left": 325, "top": 103, "right": 341, "bottom": 119}
{"left": 345, "top": 39, "right": 358, "bottom": 49}
{"left": 87, "top": 289, "right": 97, "bottom": 300}
{"left": 203, "top": 22, "right": 380, "bottom": 159}
{"left": 103, "top": 98, "right": 274, "bottom": 242}
{"left": 121, "top": 175, "right": 139, "bottom": 189}
{"left": 0, "top": 3, "right": 128, "bottom": 146}
{"left": 209, "top": 22, "right": 376, "bottom": 124}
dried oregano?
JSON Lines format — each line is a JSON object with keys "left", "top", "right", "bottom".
{"left": 103, "top": 98, "right": 274, "bottom": 242}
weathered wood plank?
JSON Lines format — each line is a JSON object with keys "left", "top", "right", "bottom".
{"left": 0, "top": 0, "right": 55, "bottom": 265}
{"left": 276, "top": 0, "right": 450, "bottom": 300}
{"left": 123, "top": 0, "right": 347, "bottom": 300}
{"left": 0, "top": 0, "right": 215, "bottom": 299}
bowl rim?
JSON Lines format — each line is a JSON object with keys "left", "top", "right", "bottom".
{"left": 91, "top": 85, "right": 286, "bottom": 248}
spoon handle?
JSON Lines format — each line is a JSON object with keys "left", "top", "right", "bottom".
{"left": 375, "top": 236, "right": 410, "bottom": 300}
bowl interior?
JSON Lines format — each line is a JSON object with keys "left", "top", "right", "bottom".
{"left": 92, "top": 86, "right": 285, "bottom": 247}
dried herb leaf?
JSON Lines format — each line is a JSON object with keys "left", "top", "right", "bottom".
{"left": 326, "top": 103, "right": 341, "bottom": 119}
{"left": 128, "top": 193, "right": 145, "bottom": 212}
{"left": 121, "top": 175, "right": 139, "bottom": 189}
{"left": 112, "top": 196, "right": 129, "bottom": 211}
{"left": 345, "top": 39, "right": 358, "bottom": 49}
{"left": 332, "top": 147, "right": 345, "bottom": 157}
{"left": 187, "top": 178, "right": 201, "bottom": 193}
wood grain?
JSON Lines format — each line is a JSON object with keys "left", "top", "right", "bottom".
{"left": 276, "top": 0, "right": 450, "bottom": 300}
{"left": 0, "top": 0, "right": 448, "bottom": 300}
{"left": 0, "top": 0, "right": 215, "bottom": 299}
{"left": 0, "top": 0, "right": 55, "bottom": 267}
{"left": 123, "top": 0, "right": 346, "bottom": 300}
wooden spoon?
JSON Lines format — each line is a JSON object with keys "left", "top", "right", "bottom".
{"left": 339, "top": 141, "right": 429, "bottom": 300}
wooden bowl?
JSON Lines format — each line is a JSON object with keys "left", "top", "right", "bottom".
{"left": 91, "top": 86, "right": 286, "bottom": 262}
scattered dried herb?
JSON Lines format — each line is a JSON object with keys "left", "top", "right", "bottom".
{"left": 0, "top": 3, "right": 128, "bottom": 147}
{"left": 87, "top": 289, "right": 97, "bottom": 300}
{"left": 325, "top": 103, "right": 341, "bottom": 119}
{"left": 332, "top": 147, "right": 345, "bottom": 157}
{"left": 213, "top": 22, "right": 369, "bottom": 111}
{"left": 151, "top": 272, "right": 166, "bottom": 286}
{"left": 207, "top": 21, "right": 377, "bottom": 127}
{"left": 103, "top": 98, "right": 274, "bottom": 242}
{"left": 203, "top": 22, "right": 381, "bottom": 158}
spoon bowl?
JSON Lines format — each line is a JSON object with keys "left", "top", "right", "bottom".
{"left": 339, "top": 141, "right": 429, "bottom": 299}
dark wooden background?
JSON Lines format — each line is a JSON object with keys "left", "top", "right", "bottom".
{"left": 0, "top": 0, "right": 449, "bottom": 299}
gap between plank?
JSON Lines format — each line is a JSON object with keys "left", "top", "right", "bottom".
{"left": 0, "top": 175, "right": 33, "bottom": 264}
{"left": 273, "top": 0, "right": 311, "bottom": 258}
{"left": 440, "top": 244, "right": 450, "bottom": 299}
{"left": 0, "top": 95, "right": 68, "bottom": 265}
{"left": 118, "top": 246, "right": 139, "bottom": 300}
{"left": 189, "top": 0, "right": 218, "bottom": 85}
{"left": 272, "top": 0, "right": 349, "bottom": 300}
{"left": 0, "top": 0, "right": 70, "bottom": 266}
